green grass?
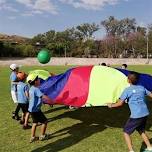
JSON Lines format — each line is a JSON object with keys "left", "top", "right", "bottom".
{"left": 1, "top": 65, "right": 152, "bottom": 152}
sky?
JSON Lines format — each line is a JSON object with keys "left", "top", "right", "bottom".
{"left": 0, "top": 0, "right": 152, "bottom": 39}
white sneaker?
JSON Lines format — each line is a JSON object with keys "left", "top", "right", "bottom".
{"left": 145, "top": 147, "right": 152, "bottom": 151}
{"left": 29, "top": 136, "right": 39, "bottom": 143}
{"left": 39, "top": 134, "right": 50, "bottom": 141}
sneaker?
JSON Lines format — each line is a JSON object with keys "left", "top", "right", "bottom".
{"left": 16, "top": 116, "right": 20, "bottom": 121}
{"left": 29, "top": 136, "right": 39, "bottom": 143}
{"left": 145, "top": 147, "right": 152, "bottom": 151}
{"left": 12, "top": 115, "right": 15, "bottom": 119}
{"left": 23, "top": 125, "right": 31, "bottom": 130}
{"left": 39, "top": 134, "right": 50, "bottom": 141}
{"left": 12, "top": 112, "right": 16, "bottom": 119}
{"left": 69, "top": 106, "right": 76, "bottom": 109}
{"left": 12, "top": 115, "right": 20, "bottom": 120}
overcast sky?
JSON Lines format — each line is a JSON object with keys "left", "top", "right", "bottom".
{"left": 0, "top": 0, "right": 152, "bottom": 39}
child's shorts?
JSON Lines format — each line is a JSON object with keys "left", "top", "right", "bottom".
{"left": 123, "top": 116, "right": 147, "bottom": 135}
{"left": 31, "top": 111, "right": 47, "bottom": 124}
{"left": 18, "top": 103, "right": 29, "bottom": 113}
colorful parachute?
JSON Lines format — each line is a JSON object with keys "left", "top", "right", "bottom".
{"left": 28, "top": 66, "right": 152, "bottom": 107}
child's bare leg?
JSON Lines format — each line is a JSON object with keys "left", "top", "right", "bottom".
{"left": 31, "top": 123, "right": 37, "bottom": 137}
{"left": 40, "top": 122, "right": 47, "bottom": 136}
{"left": 24, "top": 112, "right": 29, "bottom": 126}
{"left": 140, "top": 132, "right": 152, "bottom": 148}
{"left": 21, "top": 113, "right": 25, "bottom": 122}
{"left": 124, "top": 132, "right": 134, "bottom": 151}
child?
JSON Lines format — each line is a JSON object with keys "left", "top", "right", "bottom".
{"left": 27, "top": 74, "right": 53, "bottom": 143}
{"left": 108, "top": 72, "right": 152, "bottom": 152}
{"left": 101, "top": 62, "right": 107, "bottom": 66}
{"left": 121, "top": 64, "right": 128, "bottom": 69}
{"left": 10, "top": 63, "right": 20, "bottom": 120}
{"left": 17, "top": 72, "right": 30, "bottom": 129}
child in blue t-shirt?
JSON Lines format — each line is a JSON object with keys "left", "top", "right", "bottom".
{"left": 10, "top": 64, "right": 20, "bottom": 120}
{"left": 27, "top": 75, "right": 53, "bottom": 143}
{"left": 17, "top": 72, "right": 30, "bottom": 129}
{"left": 108, "top": 72, "right": 152, "bottom": 152}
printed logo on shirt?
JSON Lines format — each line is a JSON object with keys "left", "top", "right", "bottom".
{"left": 132, "top": 90, "right": 136, "bottom": 93}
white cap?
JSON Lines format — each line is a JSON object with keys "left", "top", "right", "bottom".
{"left": 10, "top": 64, "right": 20, "bottom": 70}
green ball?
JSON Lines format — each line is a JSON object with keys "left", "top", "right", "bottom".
{"left": 37, "top": 49, "right": 51, "bottom": 64}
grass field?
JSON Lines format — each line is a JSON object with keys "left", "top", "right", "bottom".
{"left": 1, "top": 65, "right": 152, "bottom": 152}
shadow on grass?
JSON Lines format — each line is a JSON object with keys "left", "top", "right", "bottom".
{"left": 32, "top": 105, "right": 129, "bottom": 152}
{"left": 44, "top": 106, "right": 67, "bottom": 114}
{"left": 32, "top": 102, "right": 152, "bottom": 152}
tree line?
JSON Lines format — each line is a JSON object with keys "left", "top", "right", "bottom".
{"left": 0, "top": 16, "right": 152, "bottom": 58}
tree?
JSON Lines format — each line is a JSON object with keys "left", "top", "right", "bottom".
{"left": 31, "top": 34, "right": 46, "bottom": 46}
{"left": 101, "top": 16, "right": 136, "bottom": 38}
{"left": 118, "top": 18, "right": 136, "bottom": 38}
{"left": 44, "top": 30, "right": 56, "bottom": 44}
{"left": 0, "top": 41, "right": 4, "bottom": 56}
{"left": 137, "top": 26, "right": 146, "bottom": 36}
{"left": 76, "top": 23, "right": 99, "bottom": 40}
{"left": 148, "top": 24, "right": 152, "bottom": 55}
{"left": 101, "top": 16, "right": 119, "bottom": 37}
{"left": 101, "top": 16, "right": 137, "bottom": 57}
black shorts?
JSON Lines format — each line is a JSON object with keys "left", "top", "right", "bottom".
{"left": 123, "top": 116, "right": 147, "bottom": 135}
{"left": 18, "top": 103, "right": 28, "bottom": 113}
{"left": 30, "top": 111, "right": 47, "bottom": 124}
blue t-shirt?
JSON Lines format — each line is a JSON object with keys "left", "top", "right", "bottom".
{"left": 28, "top": 86, "right": 44, "bottom": 112}
{"left": 120, "top": 85, "right": 150, "bottom": 118}
{"left": 17, "top": 82, "right": 29, "bottom": 104}
{"left": 10, "top": 72, "right": 17, "bottom": 91}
